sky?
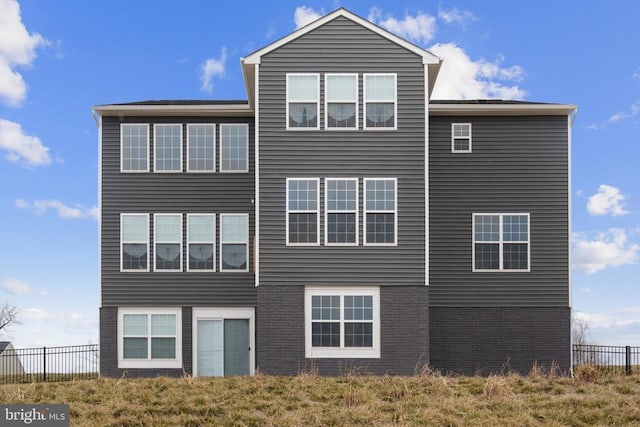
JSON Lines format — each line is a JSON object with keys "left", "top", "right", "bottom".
{"left": 0, "top": 0, "right": 639, "bottom": 349}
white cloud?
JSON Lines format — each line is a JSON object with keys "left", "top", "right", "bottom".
{"left": 0, "top": 0, "right": 47, "bottom": 106}
{"left": 200, "top": 47, "right": 227, "bottom": 94}
{"left": 579, "top": 287, "right": 592, "bottom": 294}
{"left": 633, "top": 68, "right": 640, "bottom": 80}
{"left": 0, "top": 118, "right": 51, "bottom": 167}
{"left": 608, "top": 100, "right": 640, "bottom": 123}
{"left": 429, "top": 43, "right": 525, "bottom": 100}
{"left": 573, "top": 229, "right": 639, "bottom": 274}
{"left": 438, "top": 6, "right": 478, "bottom": 27}
{"left": 368, "top": 7, "right": 437, "bottom": 45}
{"left": 16, "top": 198, "right": 98, "bottom": 220}
{"left": 1, "top": 277, "right": 46, "bottom": 296}
{"left": 19, "top": 308, "right": 97, "bottom": 335}
{"left": 587, "top": 184, "right": 628, "bottom": 216}
{"left": 294, "top": 6, "right": 323, "bottom": 29}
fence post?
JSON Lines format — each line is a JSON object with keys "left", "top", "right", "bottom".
{"left": 43, "top": 347, "right": 47, "bottom": 382}
{"left": 626, "top": 346, "right": 632, "bottom": 375}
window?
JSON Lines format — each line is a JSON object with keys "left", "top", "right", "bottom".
{"left": 220, "top": 124, "right": 249, "bottom": 173}
{"left": 452, "top": 123, "right": 472, "bottom": 153}
{"left": 325, "top": 178, "right": 358, "bottom": 245}
{"left": 154, "top": 214, "right": 182, "bottom": 272}
{"left": 154, "top": 124, "right": 182, "bottom": 172}
{"left": 325, "top": 74, "right": 358, "bottom": 129}
{"left": 364, "top": 178, "right": 397, "bottom": 245}
{"left": 473, "top": 213, "right": 530, "bottom": 272}
{"left": 187, "top": 124, "right": 215, "bottom": 172}
{"left": 187, "top": 214, "right": 215, "bottom": 271}
{"left": 121, "top": 124, "right": 149, "bottom": 172}
{"left": 364, "top": 73, "right": 396, "bottom": 129}
{"left": 121, "top": 214, "right": 149, "bottom": 271}
{"left": 305, "top": 287, "right": 380, "bottom": 358}
{"left": 220, "top": 214, "right": 249, "bottom": 272}
{"left": 286, "top": 178, "right": 320, "bottom": 245}
{"left": 119, "top": 308, "right": 182, "bottom": 369}
{"left": 287, "top": 73, "right": 319, "bottom": 129}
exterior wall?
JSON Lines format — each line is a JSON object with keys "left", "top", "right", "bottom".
{"left": 257, "top": 16, "right": 426, "bottom": 287}
{"left": 429, "top": 115, "right": 569, "bottom": 306}
{"left": 430, "top": 307, "right": 571, "bottom": 375}
{"left": 256, "top": 285, "right": 429, "bottom": 375}
{"left": 101, "top": 116, "right": 256, "bottom": 306}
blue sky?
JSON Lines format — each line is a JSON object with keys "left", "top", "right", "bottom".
{"left": 0, "top": 0, "right": 639, "bottom": 348}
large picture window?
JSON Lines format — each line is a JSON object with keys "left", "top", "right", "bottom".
{"left": 286, "top": 178, "right": 320, "bottom": 245}
{"left": 187, "top": 124, "right": 215, "bottom": 172}
{"left": 121, "top": 213, "right": 149, "bottom": 271}
{"left": 154, "top": 124, "right": 182, "bottom": 172}
{"left": 187, "top": 214, "right": 215, "bottom": 271}
{"left": 364, "top": 73, "right": 396, "bottom": 129}
{"left": 154, "top": 214, "right": 182, "bottom": 272}
{"left": 305, "top": 287, "right": 380, "bottom": 358}
{"left": 220, "top": 124, "right": 249, "bottom": 173}
{"left": 325, "top": 178, "right": 358, "bottom": 245}
{"left": 364, "top": 178, "right": 397, "bottom": 245}
{"left": 473, "top": 213, "right": 530, "bottom": 271}
{"left": 121, "top": 124, "right": 149, "bottom": 172}
{"left": 287, "top": 74, "right": 319, "bottom": 129}
{"left": 220, "top": 214, "right": 249, "bottom": 272}
{"left": 325, "top": 74, "right": 358, "bottom": 129}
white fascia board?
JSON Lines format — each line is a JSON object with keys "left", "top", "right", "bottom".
{"left": 93, "top": 104, "right": 254, "bottom": 117}
{"left": 429, "top": 103, "right": 578, "bottom": 116}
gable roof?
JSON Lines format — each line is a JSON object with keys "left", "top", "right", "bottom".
{"left": 241, "top": 8, "right": 443, "bottom": 107}
{"left": 0, "top": 342, "right": 11, "bottom": 353}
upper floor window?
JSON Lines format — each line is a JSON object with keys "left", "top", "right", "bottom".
{"left": 220, "top": 124, "right": 249, "bottom": 173}
{"left": 364, "top": 178, "right": 397, "bottom": 245}
{"left": 187, "top": 214, "right": 215, "bottom": 272}
{"left": 121, "top": 213, "right": 149, "bottom": 272}
{"left": 452, "top": 123, "right": 472, "bottom": 153}
{"left": 364, "top": 74, "right": 396, "bottom": 129}
{"left": 121, "top": 124, "right": 149, "bottom": 172}
{"left": 286, "top": 178, "right": 320, "bottom": 245}
{"left": 154, "top": 124, "right": 182, "bottom": 172}
{"left": 473, "top": 213, "right": 530, "bottom": 272}
{"left": 325, "top": 178, "right": 358, "bottom": 245}
{"left": 220, "top": 214, "right": 249, "bottom": 272}
{"left": 325, "top": 74, "right": 358, "bottom": 129}
{"left": 187, "top": 124, "right": 215, "bottom": 172}
{"left": 287, "top": 74, "right": 319, "bottom": 129}
{"left": 154, "top": 214, "right": 182, "bottom": 272}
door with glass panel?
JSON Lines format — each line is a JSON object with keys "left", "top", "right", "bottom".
{"left": 196, "top": 318, "right": 250, "bottom": 376}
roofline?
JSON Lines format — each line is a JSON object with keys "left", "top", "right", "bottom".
{"left": 242, "top": 8, "right": 441, "bottom": 66}
{"left": 92, "top": 103, "right": 254, "bottom": 117}
{"left": 429, "top": 103, "right": 578, "bottom": 116}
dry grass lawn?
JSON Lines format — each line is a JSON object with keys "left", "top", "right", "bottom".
{"left": 1, "top": 366, "right": 639, "bottom": 426}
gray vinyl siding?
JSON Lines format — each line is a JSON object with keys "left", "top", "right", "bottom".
{"left": 258, "top": 16, "right": 426, "bottom": 286}
{"left": 429, "top": 115, "right": 569, "bottom": 307}
{"left": 101, "top": 116, "right": 256, "bottom": 306}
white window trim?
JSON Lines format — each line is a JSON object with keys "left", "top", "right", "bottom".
{"left": 363, "top": 178, "right": 398, "bottom": 246}
{"left": 325, "top": 73, "right": 358, "bottom": 131}
{"left": 153, "top": 124, "right": 183, "bottom": 173}
{"left": 186, "top": 123, "right": 216, "bottom": 173}
{"left": 324, "top": 178, "right": 359, "bottom": 246}
{"left": 120, "top": 213, "right": 149, "bottom": 272}
{"left": 472, "top": 212, "right": 531, "bottom": 272}
{"left": 192, "top": 307, "right": 255, "bottom": 377}
{"left": 120, "top": 123, "right": 149, "bottom": 173}
{"left": 286, "top": 73, "right": 320, "bottom": 131}
{"left": 363, "top": 73, "right": 397, "bottom": 131}
{"left": 451, "top": 123, "right": 472, "bottom": 153}
{"left": 154, "top": 213, "right": 183, "bottom": 272}
{"left": 187, "top": 213, "right": 216, "bottom": 272}
{"left": 219, "top": 213, "right": 250, "bottom": 272}
{"left": 219, "top": 123, "right": 249, "bottom": 173}
{"left": 286, "top": 177, "right": 320, "bottom": 246}
{"left": 118, "top": 307, "right": 182, "bottom": 369}
{"left": 305, "top": 286, "right": 380, "bottom": 359}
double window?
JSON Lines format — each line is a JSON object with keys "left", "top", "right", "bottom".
{"left": 154, "top": 124, "right": 182, "bottom": 172}
{"left": 121, "top": 214, "right": 149, "bottom": 271}
{"left": 119, "top": 308, "right": 181, "bottom": 369}
{"left": 473, "top": 213, "right": 530, "bottom": 271}
{"left": 286, "top": 178, "right": 320, "bottom": 245}
{"left": 287, "top": 74, "right": 320, "bottom": 129}
{"left": 121, "top": 124, "right": 149, "bottom": 172}
{"left": 325, "top": 74, "right": 358, "bottom": 129}
{"left": 364, "top": 178, "right": 397, "bottom": 245}
{"left": 220, "top": 124, "right": 249, "bottom": 172}
{"left": 154, "top": 214, "right": 182, "bottom": 272}
{"left": 220, "top": 214, "right": 249, "bottom": 272}
{"left": 187, "top": 214, "right": 215, "bottom": 272}
{"left": 187, "top": 124, "right": 215, "bottom": 172}
{"left": 452, "top": 123, "right": 472, "bottom": 153}
{"left": 364, "top": 74, "right": 396, "bottom": 129}
{"left": 325, "top": 178, "right": 358, "bottom": 245}
{"left": 305, "top": 287, "right": 380, "bottom": 358}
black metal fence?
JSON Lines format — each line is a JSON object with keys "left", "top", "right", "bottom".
{"left": 0, "top": 344, "right": 99, "bottom": 384}
{"left": 573, "top": 344, "right": 640, "bottom": 375}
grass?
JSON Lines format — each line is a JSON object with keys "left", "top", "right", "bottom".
{"left": 1, "top": 366, "right": 640, "bottom": 426}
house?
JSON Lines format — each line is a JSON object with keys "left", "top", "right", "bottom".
{"left": 93, "top": 8, "right": 574, "bottom": 377}
{"left": 0, "top": 342, "right": 25, "bottom": 376}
